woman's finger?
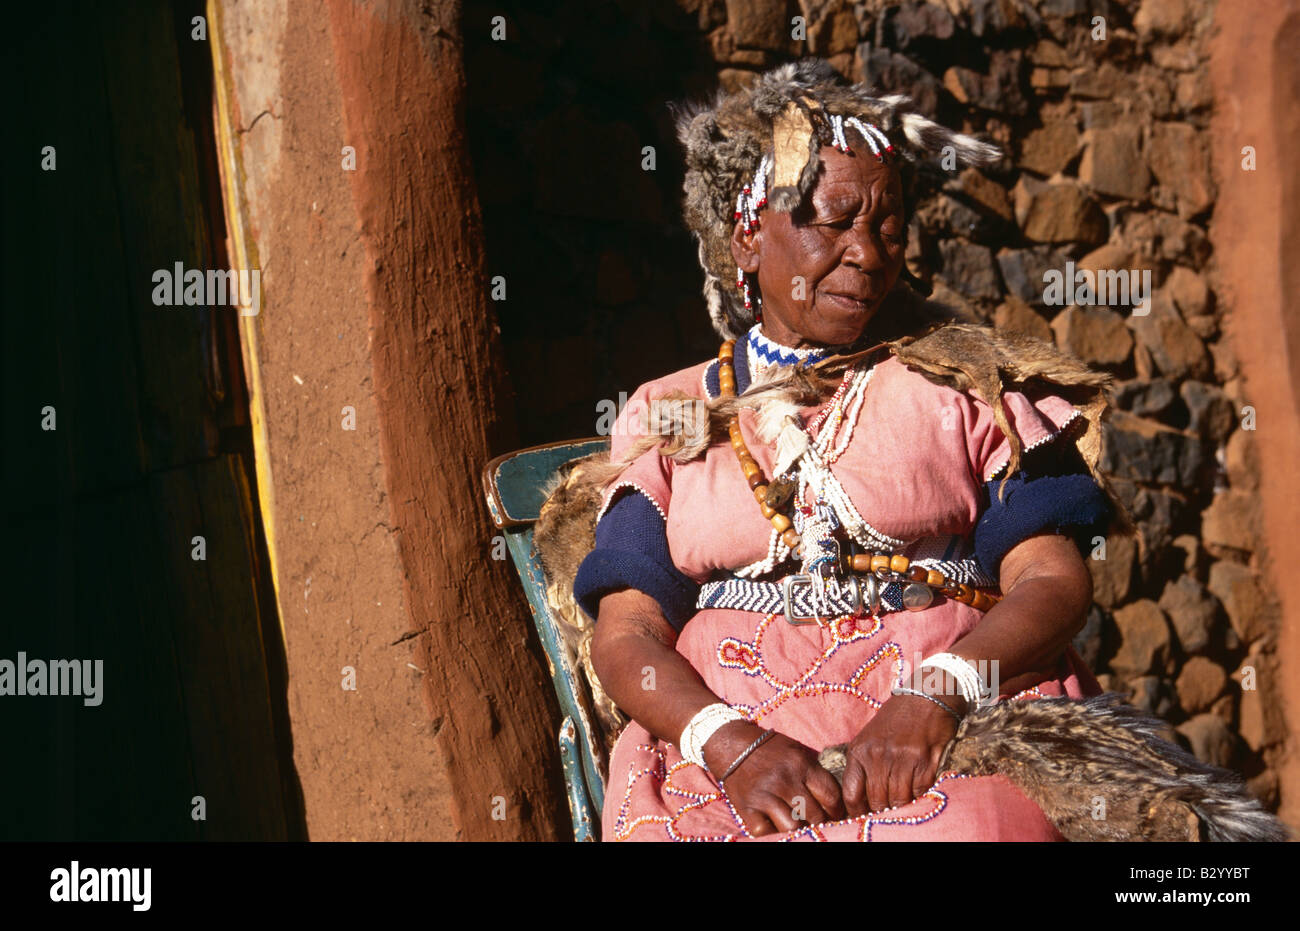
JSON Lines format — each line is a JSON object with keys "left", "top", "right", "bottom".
{"left": 888, "top": 754, "right": 920, "bottom": 810}
{"left": 807, "top": 765, "right": 846, "bottom": 821}
{"left": 791, "top": 789, "right": 829, "bottom": 827}
{"left": 763, "top": 793, "right": 802, "bottom": 834}
{"left": 840, "top": 758, "right": 867, "bottom": 818}
{"left": 863, "top": 747, "right": 889, "bottom": 814}
{"left": 737, "top": 807, "right": 777, "bottom": 838}
{"left": 911, "top": 758, "right": 937, "bottom": 802}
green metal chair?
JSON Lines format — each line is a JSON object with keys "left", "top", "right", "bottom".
{"left": 482, "top": 437, "right": 611, "bottom": 842}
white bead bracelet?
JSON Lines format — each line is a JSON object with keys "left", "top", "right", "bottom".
{"left": 679, "top": 702, "right": 744, "bottom": 771}
{"left": 918, "top": 652, "right": 992, "bottom": 713}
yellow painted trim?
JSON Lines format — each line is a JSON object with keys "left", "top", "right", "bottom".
{"left": 207, "top": 0, "right": 285, "bottom": 640}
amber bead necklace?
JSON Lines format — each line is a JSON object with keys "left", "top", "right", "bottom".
{"left": 717, "top": 337, "right": 1001, "bottom": 613}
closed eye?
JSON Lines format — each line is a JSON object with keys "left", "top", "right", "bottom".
{"left": 879, "top": 218, "right": 904, "bottom": 245}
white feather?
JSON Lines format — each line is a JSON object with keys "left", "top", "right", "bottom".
{"left": 773, "top": 418, "right": 811, "bottom": 476}
{"left": 754, "top": 395, "right": 800, "bottom": 444}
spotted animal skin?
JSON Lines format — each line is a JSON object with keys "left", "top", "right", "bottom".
{"left": 818, "top": 693, "right": 1287, "bottom": 842}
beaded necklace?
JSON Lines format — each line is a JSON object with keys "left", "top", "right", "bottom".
{"left": 716, "top": 338, "right": 1001, "bottom": 614}
{"left": 720, "top": 338, "right": 804, "bottom": 554}
{"left": 746, "top": 325, "right": 827, "bottom": 379}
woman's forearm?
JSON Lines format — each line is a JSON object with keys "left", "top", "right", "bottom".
{"left": 593, "top": 625, "right": 718, "bottom": 745}
{"left": 943, "top": 532, "right": 1094, "bottom": 707}
{"left": 591, "top": 588, "right": 731, "bottom": 746}
{"left": 590, "top": 588, "right": 765, "bottom": 774}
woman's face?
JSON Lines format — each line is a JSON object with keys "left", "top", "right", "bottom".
{"left": 732, "top": 143, "right": 906, "bottom": 348}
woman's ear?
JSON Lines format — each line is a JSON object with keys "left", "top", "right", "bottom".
{"left": 729, "top": 219, "right": 761, "bottom": 274}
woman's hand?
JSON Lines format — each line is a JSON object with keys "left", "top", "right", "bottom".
{"left": 837, "top": 533, "right": 1095, "bottom": 817}
{"left": 840, "top": 692, "right": 962, "bottom": 817}
{"left": 591, "top": 590, "right": 841, "bottom": 836}
{"left": 704, "top": 721, "right": 845, "bottom": 836}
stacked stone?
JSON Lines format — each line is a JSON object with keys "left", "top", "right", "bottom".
{"left": 680, "top": 0, "right": 1280, "bottom": 804}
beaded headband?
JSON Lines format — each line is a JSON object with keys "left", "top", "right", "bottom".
{"left": 732, "top": 117, "right": 898, "bottom": 319}
{"left": 672, "top": 58, "right": 1003, "bottom": 340}
{"left": 735, "top": 117, "right": 895, "bottom": 237}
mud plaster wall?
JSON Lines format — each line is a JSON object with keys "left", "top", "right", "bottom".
{"left": 215, "top": 0, "right": 566, "bottom": 840}
{"left": 1208, "top": 0, "right": 1300, "bottom": 829}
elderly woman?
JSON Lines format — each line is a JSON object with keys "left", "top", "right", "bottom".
{"left": 571, "top": 60, "right": 1112, "bottom": 841}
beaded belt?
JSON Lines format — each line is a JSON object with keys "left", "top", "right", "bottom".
{"left": 697, "top": 573, "right": 908, "bottom": 625}
{"left": 698, "top": 557, "right": 1001, "bottom": 626}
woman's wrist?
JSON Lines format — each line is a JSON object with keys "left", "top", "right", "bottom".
{"left": 924, "top": 686, "right": 970, "bottom": 717}
{"left": 943, "top": 691, "right": 971, "bottom": 717}
{"left": 891, "top": 685, "right": 967, "bottom": 722}
{"left": 679, "top": 702, "right": 745, "bottom": 769}
{"left": 917, "top": 651, "right": 989, "bottom": 713}
{"left": 702, "top": 719, "right": 766, "bottom": 777}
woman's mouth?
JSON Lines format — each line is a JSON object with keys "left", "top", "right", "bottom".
{"left": 822, "top": 292, "right": 872, "bottom": 314}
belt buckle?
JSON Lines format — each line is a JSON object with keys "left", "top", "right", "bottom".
{"left": 782, "top": 573, "right": 864, "bottom": 626}
{"left": 782, "top": 574, "right": 815, "bottom": 626}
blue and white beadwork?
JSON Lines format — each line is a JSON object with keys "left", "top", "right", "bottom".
{"left": 746, "top": 324, "right": 827, "bottom": 374}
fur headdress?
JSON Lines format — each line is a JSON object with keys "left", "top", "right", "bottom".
{"left": 672, "top": 58, "right": 1002, "bottom": 340}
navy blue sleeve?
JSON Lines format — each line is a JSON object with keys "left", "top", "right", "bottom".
{"left": 572, "top": 490, "right": 700, "bottom": 630}
{"left": 973, "top": 446, "right": 1112, "bottom": 579}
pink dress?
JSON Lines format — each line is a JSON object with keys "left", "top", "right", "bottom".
{"left": 598, "top": 353, "right": 1102, "bottom": 841}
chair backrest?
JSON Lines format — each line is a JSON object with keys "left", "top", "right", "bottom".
{"left": 482, "top": 437, "right": 610, "bottom": 841}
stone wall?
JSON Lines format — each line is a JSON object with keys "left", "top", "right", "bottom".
{"left": 464, "top": 0, "right": 1292, "bottom": 822}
